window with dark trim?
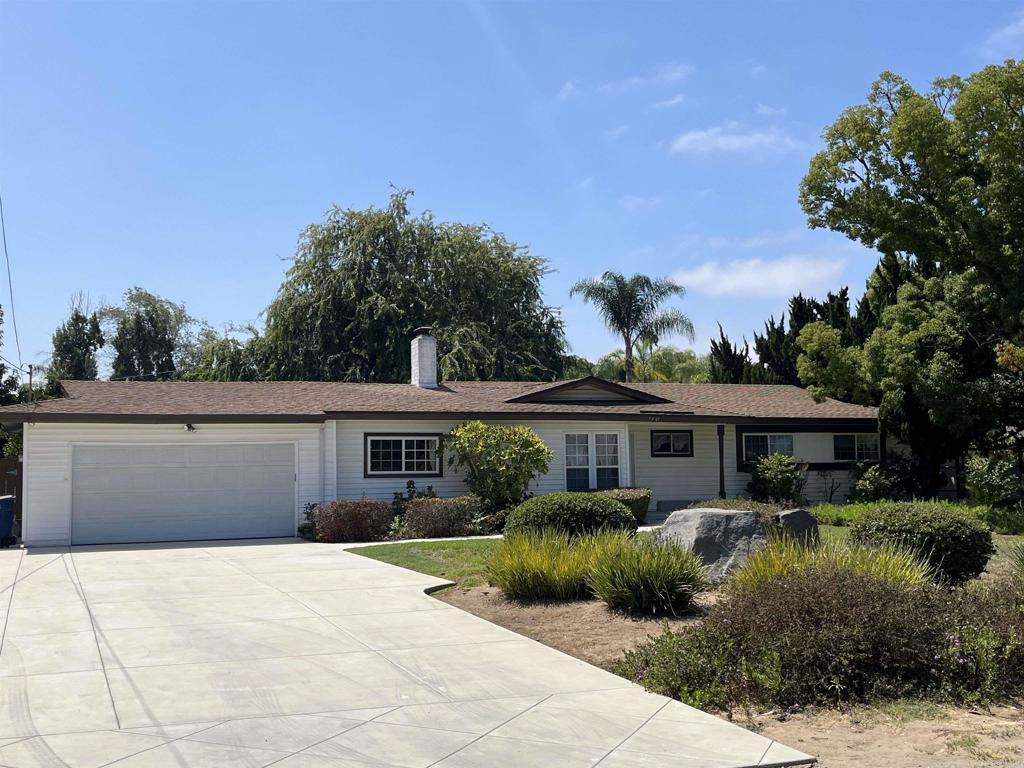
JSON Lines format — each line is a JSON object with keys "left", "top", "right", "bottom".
{"left": 743, "top": 433, "right": 793, "bottom": 463}
{"left": 365, "top": 435, "right": 442, "bottom": 476}
{"left": 833, "top": 433, "right": 879, "bottom": 462}
{"left": 650, "top": 430, "right": 693, "bottom": 457}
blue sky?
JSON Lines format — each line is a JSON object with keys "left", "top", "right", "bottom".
{"left": 2, "top": 1, "right": 1024, "bottom": 378}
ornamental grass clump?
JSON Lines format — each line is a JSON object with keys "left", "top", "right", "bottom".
{"left": 588, "top": 537, "right": 707, "bottom": 615}
{"left": 486, "top": 529, "right": 593, "bottom": 601}
{"left": 727, "top": 536, "right": 931, "bottom": 595}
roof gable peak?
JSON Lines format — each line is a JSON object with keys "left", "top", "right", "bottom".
{"left": 505, "top": 376, "right": 672, "bottom": 405}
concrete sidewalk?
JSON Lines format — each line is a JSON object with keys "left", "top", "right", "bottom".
{"left": 0, "top": 539, "right": 813, "bottom": 767}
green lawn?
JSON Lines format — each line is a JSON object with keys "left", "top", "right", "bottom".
{"left": 348, "top": 539, "right": 499, "bottom": 587}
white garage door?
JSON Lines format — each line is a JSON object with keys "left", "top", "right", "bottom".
{"left": 71, "top": 443, "right": 297, "bottom": 545}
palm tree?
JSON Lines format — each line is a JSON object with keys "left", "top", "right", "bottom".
{"left": 570, "top": 272, "right": 695, "bottom": 382}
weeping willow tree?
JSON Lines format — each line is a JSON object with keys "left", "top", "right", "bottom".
{"left": 260, "top": 190, "right": 566, "bottom": 382}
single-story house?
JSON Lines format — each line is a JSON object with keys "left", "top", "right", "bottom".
{"left": 0, "top": 329, "right": 880, "bottom": 546}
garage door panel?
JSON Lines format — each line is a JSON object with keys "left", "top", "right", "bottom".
{"left": 71, "top": 443, "right": 296, "bottom": 545}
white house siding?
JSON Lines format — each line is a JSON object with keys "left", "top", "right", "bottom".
{"left": 334, "top": 419, "right": 631, "bottom": 502}
{"left": 21, "top": 422, "right": 323, "bottom": 546}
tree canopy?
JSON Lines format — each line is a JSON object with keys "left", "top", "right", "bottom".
{"left": 795, "top": 61, "right": 1024, "bottom": 469}
{"left": 45, "top": 299, "right": 104, "bottom": 395}
{"left": 101, "top": 287, "right": 198, "bottom": 380}
{"left": 260, "top": 190, "right": 566, "bottom": 382}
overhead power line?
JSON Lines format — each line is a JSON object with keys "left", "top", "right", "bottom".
{"left": 0, "top": 187, "right": 22, "bottom": 366}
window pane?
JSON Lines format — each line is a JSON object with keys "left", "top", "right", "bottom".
{"left": 769, "top": 434, "right": 793, "bottom": 456}
{"left": 744, "top": 435, "right": 769, "bottom": 460}
{"left": 565, "top": 434, "right": 589, "bottom": 467}
{"left": 369, "top": 439, "right": 403, "bottom": 472}
{"left": 651, "top": 432, "right": 672, "bottom": 454}
{"left": 856, "top": 434, "right": 880, "bottom": 461}
{"left": 671, "top": 433, "right": 691, "bottom": 455}
{"left": 833, "top": 435, "right": 856, "bottom": 461}
{"left": 596, "top": 467, "right": 619, "bottom": 490}
{"left": 596, "top": 434, "right": 618, "bottom": 466}
{"left": 566, "top": 467, "right": 590, "bottom": 491}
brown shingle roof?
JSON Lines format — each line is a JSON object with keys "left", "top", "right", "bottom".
{"left": 0, "top": 379, "right": 878, "bottom": 424}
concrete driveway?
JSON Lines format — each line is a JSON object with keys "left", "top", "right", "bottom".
{"left": 0, "top": 540, "right": 813, "bottom": 767}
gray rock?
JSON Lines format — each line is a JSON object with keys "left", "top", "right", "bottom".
{"left": 773, "top": 508, "right": 819, "bottom": 544}
{"left": 658, "top": 508, "right": 768, "bottom": 581}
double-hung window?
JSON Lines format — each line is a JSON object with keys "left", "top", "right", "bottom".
{"left": 833, "top": 434, "right": 880, "bottom": 462}
{"left": 365, "top": 435, "right": 442, "bottom": 477}
{"left": 564, "top": 432, "right": 620, "bottom": 491}
{"left": 743, "top": 433, "right": 794, "bottom": 463}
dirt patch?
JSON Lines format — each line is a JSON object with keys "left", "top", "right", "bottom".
{"left": 437, "top": 584, "right": 705, "bottom": 669}
{"left": 751, "top": 705, "right": 1024, "bottom": 767}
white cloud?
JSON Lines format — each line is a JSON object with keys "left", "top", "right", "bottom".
{"left": 755, "top": 103, "right": 787, "bottom": 118}
{"left": 575, "top": 176, "right": 595, "bottom": 190}
{"left": 600, "top": 62, "right": 694, "bottom": 92}
{"left": 669, "top": 124, "right": 801, "bottom": 154}
{"left": 604, "top": 124, "right": 630, "bottom": 140}
{"left": 618, "top": 195, "right": 663, "bottom": 213}
{"left": 557, "top": 80, "right": 578, "bottom": 101}
{"left": 673, "top": 254, "right": 846, "bottom": 297}
{"left": 652, "top": 93, "right": 685, "bottom": 109}
{"left": 750, "top": 64, "right": 768, "bottom": 76}
{"left": 981, "top": 10, "right": 1024, "bottom": 58}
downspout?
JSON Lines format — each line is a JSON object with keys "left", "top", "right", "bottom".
{"left": 319, "top": 423, "right": 326, "bottom": 504}
{"left": 717, "top": 425, "right": 726, "bottom": 499}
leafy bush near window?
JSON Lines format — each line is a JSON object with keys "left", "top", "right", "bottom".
{"left": 617, "top": 565, "right": 1024, "bottom": 710}
{"left": 850, "top": 501, "right": 994, "bottom": 584}
{"left": 587, "top": 536, "right": 707, "bottom": 615}
{"left": 400, "top": 495, "right": 481, "bottom": 539}
{"left": 444, "top": 421, "right": 553, "bottom": 511}
{"left": 746, "top": 453, "right": 807, "bottom": 504}
{"left": 965, "top": 454, "right": 1023, "bottom": 510}
{"left": 598, "top": 487, "right": 652, "bottom": 525}
{"left": 727, "top": 537, "right": 931, "bottom": 595}
{"left": 391, "top": 480, "right": 436, "bottom": 516}
{"left": 312, "top": 499, "right": 393, "bottom": 543}
{"left": 504, "top": 491, "right": 637, "bottom": 536}
{"left": 849, "top": 463, "right": 893, "bottom": 502}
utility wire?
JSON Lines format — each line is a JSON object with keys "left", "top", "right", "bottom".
{"left": 0, "top": 353, "right": 27, "bottom": 375}
{"left": 0, "top": 187, "right": 22, "bottom": 366}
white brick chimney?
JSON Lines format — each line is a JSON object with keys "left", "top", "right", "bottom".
{"left": 411, "top": 327, "right": 438, "bottom": 388}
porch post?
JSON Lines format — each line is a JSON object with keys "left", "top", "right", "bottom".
{"left": 717, "top": 424, "right": 726, "bottom": 499}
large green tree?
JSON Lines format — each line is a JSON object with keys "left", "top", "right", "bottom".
{"left": 261, "top": 191, "right": 566, "bottom": 382}
{"left": 102, "top": 287, "right": 197, "bottom": 380}
{"left": 0, "top": 306, "right": 20, "bottom": 405}
{"left": 799, "top": 62, "right": 1024, "bottom": 468}
{"left": 45, "top": 300, "right": 104, "bottom": 395}
{"left": 570, "top": 272, "right": 694, "bottom": 382}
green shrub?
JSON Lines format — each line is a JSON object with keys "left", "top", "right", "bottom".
{"left": 504, "top": 492, "right": 637, "bottom": 536}
{"left": 747, "top": 454, "right": 807, "bottom": 503}
{"left": 445, "top": 421, "right": 554, "bottom": 511}
{"left": 850, "top": 464, "right": 892, "bottom": 502}
{"left": 400, "top": 496, "right": 481, "bottom": 539}
{"left": 313, "top": 499, "right": 393, "bottom": 543}
{"left": 588, "top": 537, "right": 707, "bottom": 615}
{"left": 851, "top": 502, "right": 995, "bottom": 584}
{"left": 391, "top": 480, "right": 436, "bottom": 516}
{"left": 727, "top": 537, "right": 931, "bottom": 595}
{"left": 598, "top": 488, "right": 652, "bottom": 525}
{"left": 486, "top": 529, "right": 593, "bottom": 601}
{"left": 975, "top": 502, "right": 1024, "bottom": 535}
{"left": 965, "top": 454, "right": 1023, "bottom": 509}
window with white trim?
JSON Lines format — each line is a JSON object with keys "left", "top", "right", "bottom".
{"left": 564, "top": 432, "right": 620, "bottom": 491}
{"left": 743, "top": 433, "right": 794, "bottom": 463}
{"left": 366, "top": 435, "right": 441, "bottom": 476}
{"left": 833, "top": 433, "right": 880, "bottom": 462}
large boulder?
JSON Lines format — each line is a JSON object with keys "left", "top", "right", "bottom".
{"left": 659, "top": 508, "right": 767, "bottom": 581}
{"left": 773, "top": 507, "right": 819, "bottom": 544}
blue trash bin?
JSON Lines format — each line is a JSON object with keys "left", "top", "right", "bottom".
{"left": 0, "top": 495, "right": 16, "bottom": 547}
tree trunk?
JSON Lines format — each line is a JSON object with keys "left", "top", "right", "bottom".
{"left": 623, "top": 336, "right": 634, "bottom": 383}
